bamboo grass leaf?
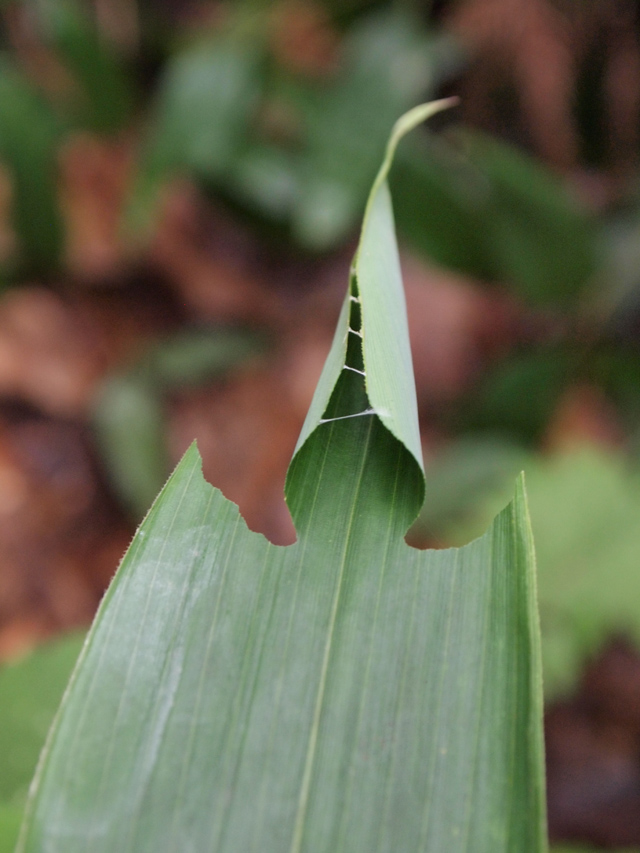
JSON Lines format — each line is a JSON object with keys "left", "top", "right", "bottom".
{"left": 17, "top": 102, "right": 546, "bottom": 853}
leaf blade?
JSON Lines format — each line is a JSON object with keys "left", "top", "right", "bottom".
{"left": 18, "top": 104, "right": 546, "bottom": 853}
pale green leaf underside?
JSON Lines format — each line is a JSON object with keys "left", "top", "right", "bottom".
{"left": 18, "top": 104, "right": 545, "bottom": 853}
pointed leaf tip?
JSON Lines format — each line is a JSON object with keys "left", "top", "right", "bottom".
{"left": 289, "top": 101, "right": 459, "bottom": 524}
{"left": 370, "top": 97, "right": 460, "bottom": 202}
{"left": 353, "top": 101, "right": 461, "bottom": 494}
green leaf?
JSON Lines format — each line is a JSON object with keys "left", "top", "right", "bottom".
{"left": 92, "top": 328, "right": 264, "bottom": 516}
{"left": 292, "top": 10, "right": 448, "bottom": 249}
{"left": 392, "top": 130, "right": 598, "bottom": 307}
{"left": 0, "top": 633, "right": 83, "bottom": 806}
{"left": 18, "top": 103, "right": 546, "bottom": 852}
{"left": 36, "top": 0, "right": 134, "bottom": 134}
{"left": 413, "top": 444, "right": 640, "bottom": 700}
{"left": 458, "top": 348, "right": 577, "bottom": 446}
{"left": 128, "top": 37, "right": 262, "bottom": 235}
{"left": 409, "top": 438, "right": 531, "bottom": 546}
{"left": 524, "top": 447, "right": 640, "bottom": 699}
{"left": 467, "top": 131, "right": 598, "bottom": 306}
{"left": 392, "top": 138, "right": 493, "bottom": 281}
{"left": 0, "top": 803, "right": 23, "bottom": 853}
{"left": 149, "top": 40, "right": 260, "bottom": 178}
{"left": 0, "top": 57, "right": 64, "bottom": 274}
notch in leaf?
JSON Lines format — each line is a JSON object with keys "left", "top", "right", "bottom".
{"left": 17, "top": 100, "right": 547, "bottom": 853}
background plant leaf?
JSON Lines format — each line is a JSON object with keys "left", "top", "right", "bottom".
{"left": 0, "top": 632, "right": 83, "bottom": 853}
{"left": 128, "top": 36, "right": 263, "bottom": 235}
{"left": 92, "top": 328, "right": 264, "bottom": 516}
{"left": 0, "top": 59, "right": 64, "bottom": 274}
{"left": 36, "top": 0, "right": 134, "bottom": 134}
{"left": 525, "top": 447, "right": 640, "bottom": 700}
{"left": 392, "top": 129, "right": 599, "bottom": 307}
{"left": 291, "top": 9, "right": 453, "bottom": 249}
{"left": 412, "top": 441, "right": 640, "bottom": 702}
{"left": 0, "top": 633, "right": 83, "bottom": 808}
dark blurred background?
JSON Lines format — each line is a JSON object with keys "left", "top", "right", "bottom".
{"left": 1, "top": 0, "right": 640, "bottom": 849}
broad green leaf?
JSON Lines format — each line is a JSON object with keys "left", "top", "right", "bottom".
{"left": 592, "top": 347, "right": 640, "bottom": 431}
{"left": 464, "top": 131, "right": 598, "bottom": 305}
{"left": 18, "top": 103, "right": 546, "bottom": 853}
{"left": 392, "top": 137, "right": 493, "bottom": 280}
{"left": 0, "top": 634, "right": 83, "bottom": 853}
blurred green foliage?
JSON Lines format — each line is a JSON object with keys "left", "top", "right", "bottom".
{"left": 35, "top": 0, "right": 134, "bottom": 133}
{"left": 0, "top": 632, "right": 83, "bottom": 805}
{"left": 0, "top": 0, "right": 133, "bottom": 274}
{"left": 130, "top": 7, "right": 461, "bottom": 246}
{"left": 528, "top": 449, "right": 640, "bottom": 700}
{"left": 0, "top": 633, "right": 83, "bottom": 850}
{"left": 0, "top": 0, "right": 601, "bottom": 301}
{"left": 0, "top": 0, "right": 615, "bottom": 484}
{"left": 0, "top": 58, "right": 64, "bottom": 274}
{"left": 458, "top": 348, "right": 578, "bottom": 445}
{"left": 392, "top": 129, "right": 599, "bottom": 307}
{"left": 0, "top": 804, "right": 22, "bottom": 853}
{"left": 0, "top": 0, "right": 614, "bottom": 467}
{"left": 92, "top": 327, "right": 265, "bottom": 515}
{"left": 414, "top": 444, "right": 640, "bottom": 703}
